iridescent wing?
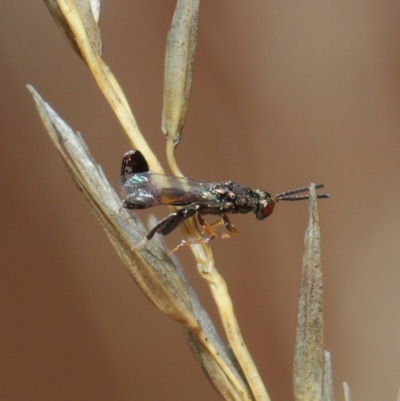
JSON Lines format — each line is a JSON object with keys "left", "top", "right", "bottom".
{"left": 121, "top": 172, "right": 219, "bottom": 207}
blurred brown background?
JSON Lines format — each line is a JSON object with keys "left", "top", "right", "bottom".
{"left": 2, "top": 1, "right": 400, "bottom": 400}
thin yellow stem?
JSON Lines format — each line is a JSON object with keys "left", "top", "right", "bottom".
{"left": 199, "top": 266, "right": 271, "bottom": 401}
{"left": 55, "top": 0, "right": 163, "bottom": 173}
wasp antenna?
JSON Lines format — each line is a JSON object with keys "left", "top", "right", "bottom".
{"left": 275, "top": 184, "right": 329, "bottom": 202}
{"left": 277, "top": 194, "right": 310, "bottom": 201}
{"left": 276, "top": 187, "right": 307, "bottom": 199}
{"left": 278, "top": 193, "right": 331, "bottom": 201}
{"left": 276, "top": 184, "right": 324, "bottom": 199}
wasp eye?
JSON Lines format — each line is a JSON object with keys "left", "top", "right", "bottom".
{"left": 254, "top": 200, "right": 275, "bottom": 220}
{"left": 262, "top": 201, "right": 275, "bottom": 218}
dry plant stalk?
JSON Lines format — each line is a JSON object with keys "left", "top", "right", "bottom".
{"left": 322, "top": 351, "right": 335, "bottom": 401}
{"left": 39, "top": 1, "right": 262, "bottom": 400}
{"left": 44, "top": 0, "right": 162, "bottom": 173}
{"left": 162, "top": 0, "right": 198, "bottom": 149}
{"left": 293, "top": 184, "right": 324, "bottom": 401}
{"left": 28, "top": 86, "right": 253, "bottom": 401}
{"left": 343, "top": 382, "right": 353, "bottom": 401}
{"left": 162, "top": 2, "right": 269, "bottom": 400}
{"left": 31, "top": 1, "right": 344, "bottom": 400}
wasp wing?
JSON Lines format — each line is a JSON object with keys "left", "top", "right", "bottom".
{"left": 121, "top": 173, "right": 219, "bottom": 207}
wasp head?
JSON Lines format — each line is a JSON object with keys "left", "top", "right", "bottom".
{"left": 253, "top": 190, "right": 276, "bottom": 220}
{"left": 253, "top": 184, "right": 331, "bottom": 221}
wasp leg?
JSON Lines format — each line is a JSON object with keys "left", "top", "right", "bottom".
{"left": 131, "top": 236, "right": 148, "bottom": 252}
{"left": 197, "top": 214, "right": 238, "bottom": 237}
{"left": 197, "top": 214, "right": 220, "bottom": 235}
{"left": 220, "top": 214, "right": 238, "bottom": 236}
{"left": 121, "top": 201, "right": 151, "bottom": 210}
{"left": 168, "top": 215, "right": 239, "bottom": 255}
{"left": 130, "top": 206, "right": 197, "bottom": 254}
{"left": 168, "top": 236, "right": 213, "bottom": 255}
{"left": 146, "top": 205, "right": 197, "bottom": 240}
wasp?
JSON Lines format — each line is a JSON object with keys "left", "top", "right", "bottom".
{"left": 120, "top": 150, "right": 330, "bottom": 251}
